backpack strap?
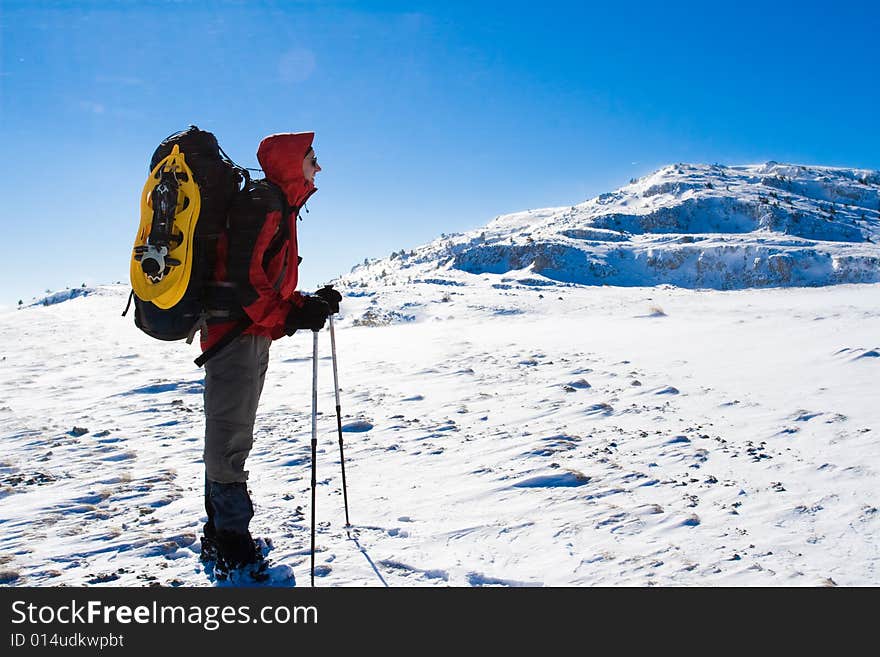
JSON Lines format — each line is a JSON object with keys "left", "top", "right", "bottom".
{"left": 121, "top": 289, "right": 135, "bottom": 317}
{"left": 264, "top": 179, "right": 291, "bottom": 222}
{"left": 193, "top": 316, "right": 252, "bottom": 367}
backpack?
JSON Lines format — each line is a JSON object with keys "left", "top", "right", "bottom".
{"left": 124, "top": 126, "right": 251, "bottom": 364}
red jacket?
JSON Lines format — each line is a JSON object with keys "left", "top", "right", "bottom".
{"left": 201, "top": 132, "right": 317, "bottom": 352}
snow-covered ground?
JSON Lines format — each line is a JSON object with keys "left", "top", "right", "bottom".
{"left": 1, "top": 280, "right": 878, "bottom": 586}
{"left": 2, "top": 161, "right": 878, "bottom": 586}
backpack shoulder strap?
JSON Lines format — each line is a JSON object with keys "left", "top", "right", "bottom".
{"left": 218, "top": 143, "right": 251, "bottom": 191}
{"left": 263, "top": 179, "right": 291, "bottom": 222}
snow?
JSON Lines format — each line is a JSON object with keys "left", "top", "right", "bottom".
{"left": 1, "top": 161, "right": 878, "bottom": 587}
{"left": 26, "top": 287, "right": 101, "bottom": 307}
{"left": 345, "top": 161, "right": 879, "bottom": 291}
{"left": 1, "top": 280, "right": 878, "bottom": 587}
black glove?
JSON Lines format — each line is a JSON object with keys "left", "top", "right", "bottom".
{"left": 314, "top": 285, "right": 342, "bottom": 314}
{"left": 285, "top": 296, "right": 331, "bottom": 334}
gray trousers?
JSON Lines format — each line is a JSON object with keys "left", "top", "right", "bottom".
{"left": 202, "top": 334, "right": 271, "bottom": 535}
{"left": 203, "top": 333, "right": 271, "bottom": 483}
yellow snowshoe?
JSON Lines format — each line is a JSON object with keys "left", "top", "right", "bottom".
{"left": 130, "top": 144, "right": 201, "bottom": 309}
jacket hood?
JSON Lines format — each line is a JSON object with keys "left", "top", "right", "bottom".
{"left": 256, "top": 132, "right": 316, "bottom": 208}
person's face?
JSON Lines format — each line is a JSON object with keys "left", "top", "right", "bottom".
{"left": 303, "top": 150, "right": 321, "bottom": 184}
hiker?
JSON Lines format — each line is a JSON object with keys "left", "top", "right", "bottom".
{"left": 198, "top": 132, "right": 342, "bottom": 575}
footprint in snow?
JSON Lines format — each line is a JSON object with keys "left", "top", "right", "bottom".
{"left": 341, "top": 421, "right": 373, "bottom": 432}
{"left": 512, "top": 471, "right": 590, "bottom": 488}
{"left": 121, "top": 381, "right": 192, "bottom": 395}
{"left": 793, "top": 410, "right": 823, "bottom": 422}
{"left": 280, "top": 457, "right": 309, "bottom": 467}
{"left": 583, "top": 402, "right": 614, "bottom": 416}
{"left": 101, "top": 450, "right": 136, "bottom": 462}
{"left": 432, "top": 421, "right": 457, "bottom": 432}
{"left": 835, "top": 347, "right": 879, "bottom": 359}
{"left": 466, "top": 572, "right": 540, "bottom": 587}
{"left": 526, "top": 434, "right": 580, "bottom": 457}
{"left": 72, "top": 491, "right": 111, "bottom": 505}
{"left": 379, "top": 560, "right": 448, "bottom": 582}
{"left": 635, "top": 504, "right": 664, "bottom": 516}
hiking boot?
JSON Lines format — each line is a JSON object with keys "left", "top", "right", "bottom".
{"left": 212, "top": 530, "right": 269, "bottom": 582}
{"left": 216, "top": 530, "right": 260, "bottom": 567}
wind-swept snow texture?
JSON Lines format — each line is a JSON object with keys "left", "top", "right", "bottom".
{"left": 1, "top": 279, "right": 878, "bottom": 587}
{"left": 342, "top": 162, "right": 880, "bottom": 291}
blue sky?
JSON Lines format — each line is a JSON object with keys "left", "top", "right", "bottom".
{"left": 1, "top": 0, "right": 878, "bottom": 306}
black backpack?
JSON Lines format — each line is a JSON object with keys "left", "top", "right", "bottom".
{"left": 125, "top": 126, "right": 251, "bottom": 366}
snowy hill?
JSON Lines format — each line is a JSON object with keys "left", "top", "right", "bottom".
{"left": 340, "top": 162, "right": 880, "bottom": 293}
{"left": 1, "top": 282, "right": 879, "bottom": 587}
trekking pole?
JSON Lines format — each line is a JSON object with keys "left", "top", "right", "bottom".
{"left": 310, "top": 329, "right": 319, "bottom": 587}
{"left": 328, "top": 314, "right": 351, "bottom": 526}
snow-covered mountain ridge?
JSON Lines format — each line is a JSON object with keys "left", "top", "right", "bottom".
{"left": 340, "top": 162, "right": 880, "bottom": 292}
